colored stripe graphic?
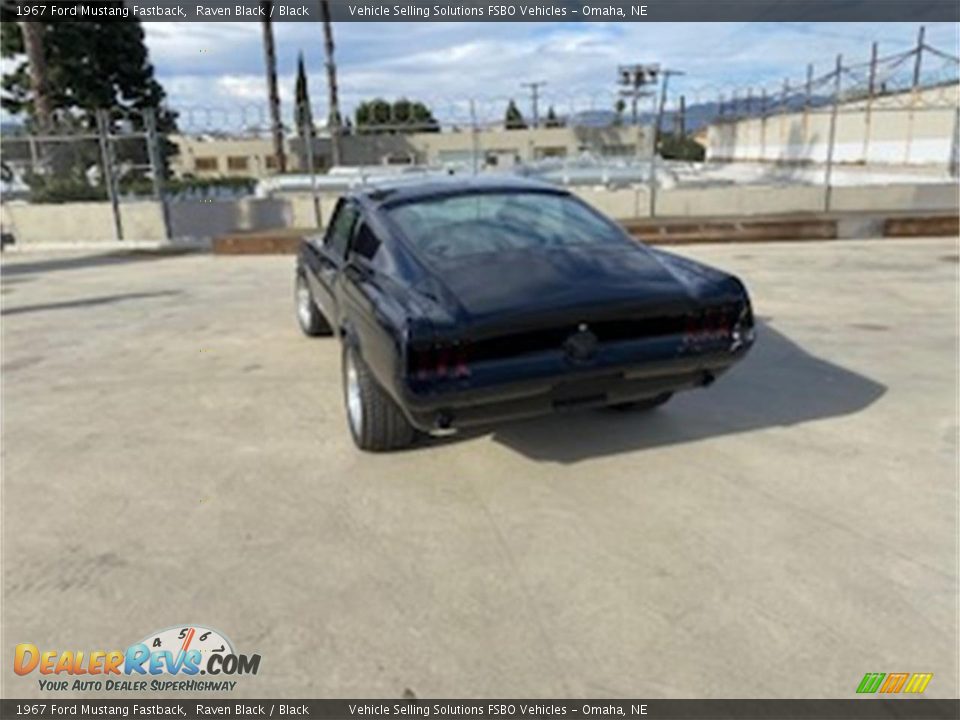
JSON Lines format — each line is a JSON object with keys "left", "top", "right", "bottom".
{"left": 879, "top": 673, "right": 909, "bottom": 693}
{"left": 903, "top": 673, "right": 934, "bottom": 694}
{"left": 857, "top": 673, "right": 885, "bottom": 693}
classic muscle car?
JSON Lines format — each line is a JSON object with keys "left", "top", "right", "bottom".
{"left": 295, "top": 177, "right": 755, "bottom": 451}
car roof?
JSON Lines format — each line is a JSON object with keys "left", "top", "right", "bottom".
{"left": 348, "top": 174, "right": 568, "bottom": 208}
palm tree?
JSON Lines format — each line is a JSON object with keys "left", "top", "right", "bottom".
{"left": 320, "top": 1, "right": 342, "bottom": 167}
{"left": 260, "top": 2, "right": 286, "bottom": 173}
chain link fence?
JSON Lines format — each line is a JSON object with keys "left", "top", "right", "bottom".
{"left": 1, "top": 107, "right": 173, "bottom": 240}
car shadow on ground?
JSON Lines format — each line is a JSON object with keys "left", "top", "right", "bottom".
{"left": 0, "top": 249, "right": 196, "bottom": 278}
{"left": 429, "top": 321, "right": 887, "bottom": 463}
{"left": 1, "top": 290, "right": 181, "bottom": 317}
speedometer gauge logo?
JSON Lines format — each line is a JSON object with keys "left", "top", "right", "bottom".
{"left": 139, "top": 625, "right": 234, "bottom": 669}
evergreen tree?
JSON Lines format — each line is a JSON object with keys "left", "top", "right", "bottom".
{"left": 544, "top": 105, "right": 563, "bottom": 128}
{"left": 504, "top": 99, "right": 526, "bottom": 130}
{"left": 294, "top": 52, "right": 314, "bottom": 138}
{"left": 1, "top": 20, "right": 174, "bottom": 132}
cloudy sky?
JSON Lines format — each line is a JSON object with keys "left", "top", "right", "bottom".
{"left": 79, "top": 21, "right": 960, "bottom": 127}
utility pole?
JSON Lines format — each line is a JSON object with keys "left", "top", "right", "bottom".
{"left": 19, "top": 22, "right": 53, "bottom": 132}
{"left": 260, "top": 3, "right": 286, "bottom": 173}
{"left": 651, "top": 68, "right": 684, "bottom": 218}
{"left": 521, "top": 81, "right": 547, "bottom": 128}
{"left": 655, "top": 69, "right": 684, "bottom": 141}
{"left": 320, "top": 0, "right": 342, "bottom": 167}
{"left": 617, "top": 64, "right": 659, "bottom": 125}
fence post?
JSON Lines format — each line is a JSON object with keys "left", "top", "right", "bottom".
{"left": 759, "top": 88, "right": 767, "bottom": 161}
{"left": 780, "top": 78, "right": 789, "bottom": 158}
{"left": 678, "top": 94, "right": 686, "bottom": 137}
{"left": 96, "top": 109, "right": 124, "bottom": 241}
{"left": 299, "top": 115, "right": 322, "bottom": 228}
{"left": 647, "top": 114, "right": 658, "bottom": 218}
{"left": 469, "top": 99, "right": 479, "bottom": 176}
{"left": 951, "top": 105, "right": 959, "bottom": 179}
{"left": 912, "top": 26, "right": 925, "bottom": 88}
{"left": 863, "top": 42, "right": 878, "bottom": 163}
{"left": 27, "top": 135, "right": 39, "bottom": 174}
{"left": 824, "top": 54, "right": 843, "bottom": 213}
{"left": 144, "top": 109, "right": 172, "bottom": 240}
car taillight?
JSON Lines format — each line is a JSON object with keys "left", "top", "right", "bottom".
{"left": 453, "top": 346, "right": 470, "bottom": 378}
{"left": 684, "top": 307, "right": 735, "bottom": 342}
{"left": 410, "top": 344, "right": 471, "bottom": 380}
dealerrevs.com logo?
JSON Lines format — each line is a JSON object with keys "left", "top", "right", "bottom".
{"left": 14, "top": 625, "right": 261, "bottom": 692}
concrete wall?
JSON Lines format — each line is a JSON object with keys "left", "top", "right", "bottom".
{"left": 4, "top": 180, "right": 957, "bottom": 246}
{"left": 168, "top": 199, "right": 293, "bottom": 240}
{"left": 570, "top": 186, "right": 649, "bottom": 219}
{"left": 1, "top": 201, "right": 168, "bottom": 245}
{"left": 1, "top": 197, "right": 319, "bottom": 246}
{"left": 707, "top": 83, "right": 959, "bottom": 166}
{"left": 657, "top": 185, "right": 826, "bottom": 216}
{"left": 829, "top": 182, "right": 960, "bottom": 213}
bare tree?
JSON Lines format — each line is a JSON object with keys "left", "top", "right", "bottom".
{"left": 18, "top": 22, "right": 53, "bottom": 131}
{"left": 260, "top": 2, "right": 286, "bottom": 173}
{"left": 320, "top": 1, "right": 342, "bottom": 167}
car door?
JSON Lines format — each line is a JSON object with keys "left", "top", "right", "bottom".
{"left": 305, "top": 199, "right": 358, "bottom": 327}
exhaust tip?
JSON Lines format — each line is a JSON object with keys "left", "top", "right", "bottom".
{"left": 430, "top": 412, "right": 458, "bottom": 437}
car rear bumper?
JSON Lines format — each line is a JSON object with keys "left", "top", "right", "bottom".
{"left": 398, "top": 345, "right": 750, "bottom": 433}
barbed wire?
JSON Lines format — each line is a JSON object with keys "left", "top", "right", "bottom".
{"left": 2, "top": 38, "right": 956, "bottom": 139}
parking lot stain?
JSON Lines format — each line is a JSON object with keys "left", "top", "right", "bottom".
{"left": 2, "top": 355, "right": 44, "bottom": 372}
{"left": 850, "top": 323, "right": 891, "bottom": 332}
{"left": 6, "top": 546, "right": 127, "bottom": 594}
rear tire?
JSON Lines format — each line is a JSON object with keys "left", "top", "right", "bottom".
{"left": 295, "top": 271, "right": 331, "bottom": 337}
{"left": 342, "top": 344, "right": 416, "bottom": 452}
{"left": 609, "top": 392, "right": 673, "bottom": 412}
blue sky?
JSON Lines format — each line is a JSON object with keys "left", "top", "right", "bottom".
{"left": 126, "top": 21, "right": 960, "bottom": 125}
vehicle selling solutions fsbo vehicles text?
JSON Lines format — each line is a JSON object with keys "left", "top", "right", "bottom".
{"left": 348, "top": 5, "right": 648, "bottom": 18}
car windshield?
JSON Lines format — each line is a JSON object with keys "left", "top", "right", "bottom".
{"left": 385, "top": 191, "right": 625, "bottom": 260}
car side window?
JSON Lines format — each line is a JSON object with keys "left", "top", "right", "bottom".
{"left": 325, "top": 201, "right": 358, "bottom": 259}
{"left": 349, "top": 220, "right": 382, "bottom": 262}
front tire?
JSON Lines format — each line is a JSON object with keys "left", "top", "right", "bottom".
{"left": 342, "top": 344, "right": 416, "bottom": 451}
{"left": 295, "top": 271, "right": 331, "bottom": 337}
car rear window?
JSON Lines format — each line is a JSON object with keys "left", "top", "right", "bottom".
{"left": 385, "top": 191, "right": 625, "bottom": 259}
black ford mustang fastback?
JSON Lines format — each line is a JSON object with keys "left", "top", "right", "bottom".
{"left": 295, "top": 177, "right": 754, "bottom": 451}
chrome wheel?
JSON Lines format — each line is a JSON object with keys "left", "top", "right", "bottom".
{"left": 296, "top": 276, "right": 313, "bottom": 328}
{"left": 345, "top": 350, "right": 363, "bottom": 437}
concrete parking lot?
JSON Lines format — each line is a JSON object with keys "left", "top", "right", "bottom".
{"left": 2, "top": 238, "right": 957, "bottom": 700}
